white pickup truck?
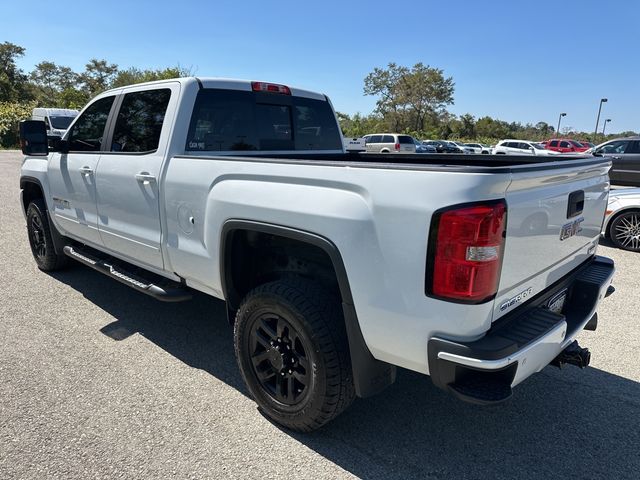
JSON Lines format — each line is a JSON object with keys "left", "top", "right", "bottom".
{"left": 19, "top": 77, "right": 615, "bottom": 431}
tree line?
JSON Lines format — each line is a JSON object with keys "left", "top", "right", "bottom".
{"left": 0, "top": 41, "right": 189, "bottom": 146}
{"left": 339, "top": 62, "right": 636, "bottom": 145}
{"left": 1, "top": 42, "right": 635, "bottom": 147}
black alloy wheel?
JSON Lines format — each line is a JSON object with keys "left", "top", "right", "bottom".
{"left": 234, "top": 278, "right": 355, "bottom": 431}
{"left": 26, "top": 199, "right": 68, "bottom": 271}
{"left": 248, "top": 312, "right": 311, "bottom": 405}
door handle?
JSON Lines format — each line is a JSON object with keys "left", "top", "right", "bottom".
{"left": 79, "top": 166, "right": 93, "bottom": 176}
{"left": 612, "top": 156, "right": 621, "bottom": 160}
{"left": 135, "top": 172, "right": 156, "bottom": 184}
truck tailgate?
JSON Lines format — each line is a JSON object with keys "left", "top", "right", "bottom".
{"left": 493, "top": 159, "right": 611, "bottom": 321}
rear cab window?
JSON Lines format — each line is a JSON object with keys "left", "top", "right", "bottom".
{"left": 186, "top": 89, "right": 342, "bottom": 152}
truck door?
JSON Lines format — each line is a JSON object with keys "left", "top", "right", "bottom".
{"left": 47, "top": 95, "right": 117, "bottom": 246}
{"left": 622, "top": 140, "right": 640, "bottom": 186}
{"left": 95, "top": 84, "right": 177, "bottom": 269}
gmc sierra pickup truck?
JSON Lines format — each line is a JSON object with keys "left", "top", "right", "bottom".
{"left": 19, "top": 77, "right": 615, "bottom": 432}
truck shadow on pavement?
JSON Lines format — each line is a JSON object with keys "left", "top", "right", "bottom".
{"left": 50, "top": 265, "right": 640, "bottom": 480}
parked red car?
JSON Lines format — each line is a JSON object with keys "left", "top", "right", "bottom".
{"left": 543, "top": 139, "right": 590, "bottom": 153}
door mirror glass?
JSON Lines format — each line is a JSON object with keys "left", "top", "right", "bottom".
{"left": 19, "top": 120, "right": 49, "bottom": 156}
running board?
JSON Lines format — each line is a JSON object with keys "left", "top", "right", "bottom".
{"left": 63, "top": 245, "right": 192, "bottom": 302}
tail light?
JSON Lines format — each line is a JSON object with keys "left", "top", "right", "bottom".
{"left": 251, "top": 81, "right": 291, "bottom": 95}
{"left": 426, "top": 201, "right": 507, "bottom": 303}
{"left": 394, "top": 143, "right": 400, "bottom": 151}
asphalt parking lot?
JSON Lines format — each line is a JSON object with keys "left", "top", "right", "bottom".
{"left": 1, "top": 150, "right": 639, "bottom": 479}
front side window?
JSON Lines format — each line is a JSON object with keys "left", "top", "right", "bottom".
{"left": 597, "top": 140, "right": 630, "bottom": 154}
{"left": 111, "top": 89, "right": 171, "bottom": 153}
{"left": 549, "top": 140, "right": 559, "bottom": 147}
{"left": 560, "top": 141, "right": 570, "bottom": 148}
{"left": 67, "top": 96, "right": 115, "bottom": 152}
{"left": 367, "top": 135, "right": 383, "bottom": 143}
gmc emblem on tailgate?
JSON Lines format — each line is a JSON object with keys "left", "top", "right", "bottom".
{"left": 559, "top": 217, "right": 584, "bottom": 241}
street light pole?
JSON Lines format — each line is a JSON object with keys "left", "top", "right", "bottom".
{"left": 557, "top": 112, "right": 567, "bottom": 137}
{"left": 594, "top": 98, "right": 608, "bottom": 142}
{"left": 602, "top": 118, "right": 611, "bottom": 137}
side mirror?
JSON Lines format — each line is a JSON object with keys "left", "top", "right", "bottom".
{"left": 19, "top": 120, "right": 49, "bottom": 156}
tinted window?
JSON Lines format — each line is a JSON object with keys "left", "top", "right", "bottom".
{"left": 293, "top": 97, "right": 342, "bottom": 150}
{"left": 505, "top": 142, "right": 518, "bottom": 148}
{"left": 570, "top": 141, "right": 583, "bottom": 147}
{"left": 519, "top": 143, "right": 532, "bottom": 150}
{"left": 382, "top": 135, "right": 394, "bottom": 143}
{"left": 398, "top": 135, "right": 413, "bottom": 144}
{"left": 67, "top": 96, "right": 115, "bottom": 152}
{"left": 368, "top": 135, "right": 383, "bottom": 143}
{"left": 186, "top": 89, "right": 342, "bottom": 152}
{"left": 560, "top": 141, "right": 570, "bottom": 148}
{"left": 627, "top": 141, "right": 640, "bottom": 153}
{"left": 111, "top": 89, "right": 171, "bottom": 153}
{"left": 549, "top": 140, "right": 558, "bottom": 147}
{"left": 49, "top": 116, "right": 74, "bottom": 129}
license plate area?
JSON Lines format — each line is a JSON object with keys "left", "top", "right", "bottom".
{"left": 546, "top": 289, "right": 568, "bottom": 314}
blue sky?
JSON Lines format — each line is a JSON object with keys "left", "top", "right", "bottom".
{"left": 4, "top": 0, "right": 638, "bottom": 133}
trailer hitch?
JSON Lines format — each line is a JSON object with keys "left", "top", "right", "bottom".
{"left": 551, "top": 340, "right": 591, "bottom": 369}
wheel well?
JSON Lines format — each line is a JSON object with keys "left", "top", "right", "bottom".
{"left": 222, "top": 227, "right": 343, "bottom": 312}
{"left": 21, "top": 180, "right": 44, "bottom": 212}
{"left": 605, "top": 208, "right": 640, "bottom": 238}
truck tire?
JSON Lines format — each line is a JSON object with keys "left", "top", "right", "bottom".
{"left": 234, "top": 278, "right": 355, "bottom": 431}
{"left": 26, "top": 199, "right": 68, "bottom": 271}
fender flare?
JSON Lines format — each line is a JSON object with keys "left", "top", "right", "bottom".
{"left": 220, "top": 220, "right": 396, "bottom": 398}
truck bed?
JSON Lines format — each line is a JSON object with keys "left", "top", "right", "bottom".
{"left": 176, "top": 152, "right": 602, "bottom": 172}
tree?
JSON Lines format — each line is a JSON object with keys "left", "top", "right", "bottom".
{"left": 80, "top": 59, "right": 118, "bottom": 97}
{"left": 111, "top": 65, "right": 192, "bottom": 88}
{"left": 364, "top": 62, "right": 454, "bottom": 132}
{"left": 0, "top": 42, "right": 33, "bottom": 102}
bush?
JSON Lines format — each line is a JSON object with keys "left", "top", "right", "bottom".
{"left": 0, "top": 101, "right": 36, "bottom": 148}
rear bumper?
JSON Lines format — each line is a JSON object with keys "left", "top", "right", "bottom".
{"left": 427, "top": 255, "right": 615, "bottom": 404}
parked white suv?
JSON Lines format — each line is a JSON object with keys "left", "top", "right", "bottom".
{"left": 493, "top": 140, "right": 561, "bottom": 156}
{"left": 363, "top": 133, "right": 416, "bottom": 153}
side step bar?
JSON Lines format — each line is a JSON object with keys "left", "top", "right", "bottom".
{"left": 63, "top": 245, "right": 192, "bottom": 302}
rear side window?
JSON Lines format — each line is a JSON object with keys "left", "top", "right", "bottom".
{"left": 627, "top": 141, "right": 640, "bottom": 153}
{"left": 67, "top": 96, "right": 115, "bottom": 152}
{"left": 111, "top": 89, "right": 171, "bottom": 153}
{"left": 398, "top": 135, "right": 413, "bottom": 144}
{"left": 382, "top": 135, "right": 394, "bottom": 143}
{"left": 186, "top": 89, "right": 342, "bottom": 152}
